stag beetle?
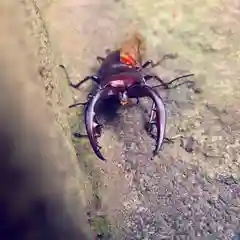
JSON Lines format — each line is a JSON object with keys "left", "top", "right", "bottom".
{"left": 60, "top": 50, "right": 194, "bottom": 161}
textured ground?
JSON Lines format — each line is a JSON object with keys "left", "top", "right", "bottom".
{"left": 3, "top": 0, "right": 240, "bottom": 239}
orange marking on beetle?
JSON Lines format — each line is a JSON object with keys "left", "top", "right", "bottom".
{"left": 120, "top": 53, "right": 137, "bottom": 67}
{"left": 119, "top": 30, "right": 145, "bottom": 67}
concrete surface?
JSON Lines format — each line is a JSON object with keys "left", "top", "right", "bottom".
{"left": 1, "top": 0, "right": 239, "bottom": 239}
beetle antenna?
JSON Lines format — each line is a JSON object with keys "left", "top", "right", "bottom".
{"left": 152, "top": 73, "right": 194, "bottom": 89}
{"left": 167, "top": 73, "right": 194, "bottom": 85}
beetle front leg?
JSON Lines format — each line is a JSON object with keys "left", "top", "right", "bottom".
{"left": 141, "top": 60, "right": 154, "bottom": 69}
{"left": 59, "top": 64, "right": 100, "bottom": 90}
{"left": 141, "top": 60, "right": 161, "bottom": 69}
{"left": 69, "top": 75, "right": 100, "bottom": 89}
{"left": 96, "top": 56, "right": 105, "bottom": 63}
{"left": 68, "top": 102, "right": 87, "bottom": 108}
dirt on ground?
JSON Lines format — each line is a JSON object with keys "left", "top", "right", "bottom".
{"left": 1, "top": 0, "right": 240, "bottom": 239}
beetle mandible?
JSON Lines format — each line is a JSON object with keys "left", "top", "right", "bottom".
{"left": 60, "top": 33, "right": 195, "bottom": 161}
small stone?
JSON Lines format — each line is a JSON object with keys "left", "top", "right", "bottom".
{"left": 180, "top": 136, "right": 195, "bottom": 153}
{"left": 193, "top": 87, "right": 202, "bottom": 94}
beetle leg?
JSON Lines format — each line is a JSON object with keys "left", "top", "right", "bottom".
{"left": 59, "top": 64, "right": 100, "bottom": 90}
{"left": 141, "top": 60, "right": 162, "bottom": 69}
{"left": 96, "top": 56, "right": 105, "bottom": 63}
{"left": 141, "top": 54, "right": 178, "bottom": 70}
{"left": 105, "top": 48, "right": 111, "bottom": 55}
{"left": 145, "top": 122, "right": 173, "bottom": 144}
{"left": 68, "top": 92, "right": 94, "bottom": 109}
{"left": 141, "top": 60, "right": 153, "bottom": 69}
{"left": 140, "top": 60, "right": 160, "bottom": 71}
{"left": 69, "top": 75, "right": 100, "bottom": 89}
{"left": 68, "top": 102, "right": 87, "bottom": 108}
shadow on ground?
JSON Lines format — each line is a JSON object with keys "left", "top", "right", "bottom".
{"left": 0, "top": 73, "right": 94, "bottom": 239}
